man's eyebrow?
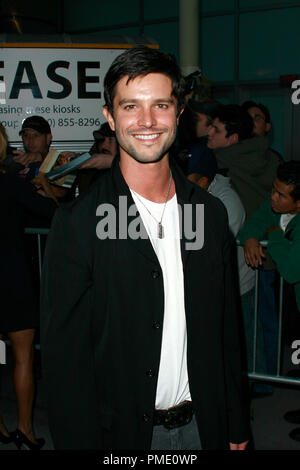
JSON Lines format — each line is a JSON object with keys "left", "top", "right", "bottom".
{"left": 272, "top": 183, "right": 284, "bottom": 196}
{"left": 154, "top": 98, "right": 175, "bottom": 104}
{"left": 118, "top": 97, "right": 175, "bottom": 106}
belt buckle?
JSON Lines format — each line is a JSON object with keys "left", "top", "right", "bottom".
{"left": 162, "top": 402, "right": 193, "bottom": 430}
{"left": 163, "top": 410, "right": 177, "bottom": 430}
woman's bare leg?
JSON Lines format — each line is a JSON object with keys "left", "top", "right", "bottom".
{"left": 7, "top": 328, "right": 38, "bottom": 443}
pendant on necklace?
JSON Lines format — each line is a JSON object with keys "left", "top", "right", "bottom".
{"left": 158, "top": 222, "right": 164, "bottom": 239}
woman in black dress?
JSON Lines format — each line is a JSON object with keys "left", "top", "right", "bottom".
{"left": 0, "top": 127, "right": 57, "bottom": 449}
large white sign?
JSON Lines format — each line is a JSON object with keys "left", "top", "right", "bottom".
{"left": 0, "top": 46, "right": 124, "bottom": 149}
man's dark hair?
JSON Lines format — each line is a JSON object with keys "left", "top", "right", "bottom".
{"left": 242, "top": 100, "right": 271, "bottom": 123}
{"left": 104, "top": 46, "right": 186, "bottom": 115}
{"left": 178, "top": 100, "right": 221, "bottom": 148}
{"left": 277, "top": 160, "right": 300, "bottom": 201}
{"left": 215, "top": 104, "right": 253, "bottom": 141}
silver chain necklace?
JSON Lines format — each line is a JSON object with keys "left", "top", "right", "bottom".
{"left": 131, "top": 170, "right": 173, "bottom": 239}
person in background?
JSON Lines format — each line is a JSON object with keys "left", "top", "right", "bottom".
{"left": 242, "top": 100, "right": 283, "bottom": 162}
{"left": 2, "top": 116, "right": 72, "bottom": 201}
{"left": 0, "top": 125, "right": 58, "bottom": 450}
{"left": 5, "top": 116, "right": 52, "bottom": 172}
{"left": 178, "top": 99, "right": 220, "bottom": 149}
{"left": 89, "top": 122, "right": 118, "bottom": 158}
{"left": 175, "top": 99, "right": 220, "bottom": 174}
{"left": 187, "top": 145, "right": 264, "bottom": 378}
{"left": 238, "top": 161, "right": 300, "bottom": 440}
{"left": 242, "top": 101, "right": 271, "bottom": 138}
{"left": 76, "top": 122, "right": 118, "bottom": 193}
{"left": 208, "top": 104, "right": 281, "bottom": 397}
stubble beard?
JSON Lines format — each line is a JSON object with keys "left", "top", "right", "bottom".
{"left": 116, "top": 128, "right": 177, "bottom": 164}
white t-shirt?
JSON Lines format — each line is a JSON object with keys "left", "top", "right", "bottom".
{"left": 280, "top": 213, "right": 296, "bottom": 232}
{"left": 130, "top": 190, "right": 191, "bottom": 410}
{"left": 209, "top": 174, "right": 255, "bottom": 296}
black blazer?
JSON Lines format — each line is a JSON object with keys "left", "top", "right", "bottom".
{"left": 40, "top": 157, "right": 250, "bottom": 450}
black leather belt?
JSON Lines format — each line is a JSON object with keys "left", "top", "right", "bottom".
{"left": 153, "top": 401, "right": 194, "bottom": 429}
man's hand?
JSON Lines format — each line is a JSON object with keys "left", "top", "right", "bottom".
{"left": 12, "top": 149, "right": 43, "bottom": 166}
{"left": 58, "top": 151, "right": 77, "bottom": 165}
{"left": 31, "top": 171, "right": 59, "bottom": 206}
{"left": 80, "top": 153, "right": 115, "bottom": 170}
{"left": 266, "top": 226, "right": 282, "bottom": 237}
{"left": 229, "top": 441, "right": 248, "bottom": 450}
{"left": 243, "top": 238, "right": 265, "bottom": 267}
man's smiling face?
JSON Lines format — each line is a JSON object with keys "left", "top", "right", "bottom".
{"left": 103, "top": 73, "right": 181, "bottom": 164}
{"left": 271, "top": 177, "right": 300, "bottom": 214}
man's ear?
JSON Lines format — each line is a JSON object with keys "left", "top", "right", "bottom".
{"left": 296, "top": 199, "right": 300, "bottom": 212}
{"left": 228, "top": 133, "right": 239, "bottom": 145}
{"left": 176, "top": 107, "right": 185, "bottom": 124}
{"left": 266, "top": 122, "right": 271, "bottom": 134}
{"left": 46, "top": 133, "right": 52, "bottom": 146}
{"left": 103, "top": 106, "right": 115, "bottom": 131}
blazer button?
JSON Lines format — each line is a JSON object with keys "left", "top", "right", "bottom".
{"left": 146, "top": 369, "right": 155, "bottom": 378}
{"left": 151, "top": 270, "right": 160, "bottom": 279}
{"left": 152, "top": 321, "right": 161, "bottom": 330}
{"left": 143, "top": 413, "right": 150, "bottom": 422}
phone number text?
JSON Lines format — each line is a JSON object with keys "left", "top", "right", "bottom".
{"left": 47, "top": 118, "right": 101, "bottom": 128}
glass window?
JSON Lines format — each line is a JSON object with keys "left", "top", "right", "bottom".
{"left": 239, "top": 8, "right": 300, "bottom": 81}
{"left": 144, "top": 23, "right": 179, "bottom": 58}
{"left": 144, "top": 0, "right": 178, "bottom": 21}
{"left": 64, "top": 0, "right": 139, "bottom": 30}
{"left": 201, "top": 0, "right": 235, "bottom": 14}
{"left": 90, "top": 27, "right": 140, "bottom": 37}
{"left": 213, "top": 87, "right": 235, "bottom": 104}
{"left": 201, "top": 15, "right": 235, "bottom": 82}
{"left": 240, "top": 0, "right": 291, "bottom": 8}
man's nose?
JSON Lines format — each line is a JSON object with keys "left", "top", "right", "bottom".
{"left": 137, "top": 107, "right": 157, "bottom": 127}
{"left": 271, "top": 188, "right": 277, "bottom": 202}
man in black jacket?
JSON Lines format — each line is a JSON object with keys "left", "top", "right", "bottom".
{"left": 40, "top": 46, "right": 249, "bottom": 450}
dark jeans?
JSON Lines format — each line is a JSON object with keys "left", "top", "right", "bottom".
{"left": 258, "top": 270, "right": 279, "bottom": 375}
{"left": 254, "top": 270, "right": 279, "bottom": 393}
{"left": 150, "top": 415, "right": 202, "bottom": 450}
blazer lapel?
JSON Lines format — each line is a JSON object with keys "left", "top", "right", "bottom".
{"left": 171, "top": 162, "right": 197, "bottom": 267}
{"left": 110, "top": 158, "right": 159, "bottom": 265}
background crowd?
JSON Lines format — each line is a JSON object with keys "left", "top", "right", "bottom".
{"left": 0, "top": 68, "right": 300, "bottom": 449}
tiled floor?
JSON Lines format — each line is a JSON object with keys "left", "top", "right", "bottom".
{"left": 1, "top": 344, "right": 300, "bottom": 451}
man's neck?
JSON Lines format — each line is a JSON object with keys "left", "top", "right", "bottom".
{"left": 214, "top": 142, "right": 236, "bottom": 152}
{"left": 288, "top": 208, "right": 300, "bottom": 215}
{"left": 119, "top": 153, "right": 175, "bottom": 203}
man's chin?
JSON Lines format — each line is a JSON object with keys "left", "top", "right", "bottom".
{"left": 121, "top": 146, "right": 169, "bottom": 164}
{"left": 271, "top": 204, "right": 279, "bottom": 213}
{"left": 134, "top": 153, "right": 166, "bottom": 164}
